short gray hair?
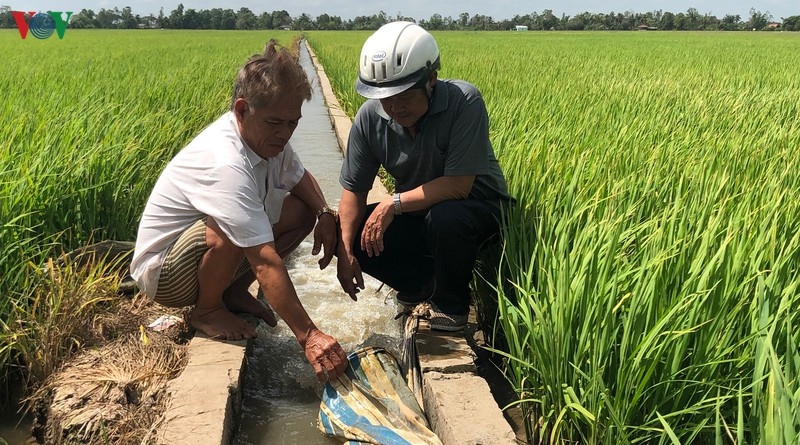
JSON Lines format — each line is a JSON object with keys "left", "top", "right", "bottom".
{"left": 231, "top": 39, "right": 312, "bottom": 110}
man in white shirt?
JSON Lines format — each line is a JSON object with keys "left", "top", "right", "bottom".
{"left": 131, "top": 40, "right": 346, "bottom": 382}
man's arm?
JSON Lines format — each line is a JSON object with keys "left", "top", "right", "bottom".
{"left": 390, "top": 175, "right": 475, "bottom": 214}
{"left": 290, "top": 170, "right": 338, "bottom": 268}
{"left": 337, "top": 189, "right": 368, "bottom": 258}
{"left": 243, "top": 242, "right": 347, "bottom": 381}
{"left": 335, "top": 189, "right": 368, "bottom": 300}
{"left": 356, "top": 175, "right": 475, "bottom": 258}
{"left": 289, "top": 170, "right": 329, "bottom": 215}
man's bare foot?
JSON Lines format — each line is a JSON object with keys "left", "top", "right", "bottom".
{"left": 191, "top": 305, "right": 256, "bottom": 340}
{"left": 222, "top": 289, "right": 277, "bottom": 327}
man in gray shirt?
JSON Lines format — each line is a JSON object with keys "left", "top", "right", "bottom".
{"left": 336, "top": 22, "right": 513, "bottom": 331}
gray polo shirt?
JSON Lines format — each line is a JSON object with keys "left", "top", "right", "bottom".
{"left": 340, "top": 79, "right": 512, "bottom": 208}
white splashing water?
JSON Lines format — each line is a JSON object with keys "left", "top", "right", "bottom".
{"left": 234, "top": 239, "right": 404, "bottom": 445}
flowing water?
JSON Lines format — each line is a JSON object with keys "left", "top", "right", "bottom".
{"left": 232, "top": 246, "right": 402, "bottom": 445}
{"left": 232, "top": 42, "right": 405, "bottom": 445}
{"left": 0, "top": 40, "right": 401, "bottom": 445}
{"left": 0, "top": 407, "right": 32, "bottom": 445}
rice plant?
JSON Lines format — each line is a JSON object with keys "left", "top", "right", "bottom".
{"left": 3, "top": 28, "right": 798, "bottom": 444}
{"left": 0, "top": 30, "right": 299, "bottom": 400}
{"left": 309, "top": 30, "right": 800, "bottom": 444}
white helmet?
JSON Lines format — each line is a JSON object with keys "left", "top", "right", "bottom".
{"left": 355, "top": 21, "right": 440, "bottom": 99}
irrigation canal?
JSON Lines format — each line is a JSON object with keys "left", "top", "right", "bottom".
{"left": 231, "top": 41, "right": 404, "bottom": 444}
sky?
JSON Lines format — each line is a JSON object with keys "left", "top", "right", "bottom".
{"left": 16, "top": 0, "right": 798, "bottom": 22}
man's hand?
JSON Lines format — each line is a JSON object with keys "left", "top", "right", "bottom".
{"left": 336, "top": 253, "right": 364, "bottom": 301}
{"left": 312, "top": 212, "right": 338, "bottom": 269}
{"left": 360, "top": 197, "right": 395, "bottom": 257}
{"left": 303, "top": 328, "right": 348, "bottom": 382}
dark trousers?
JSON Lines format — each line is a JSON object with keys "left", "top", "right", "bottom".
{"left": 352, "top": 199, "right": 502, "bottom": 315}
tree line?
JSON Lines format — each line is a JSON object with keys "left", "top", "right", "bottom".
{"left": 1, "top": 4, "right": 798, "bottom": 31}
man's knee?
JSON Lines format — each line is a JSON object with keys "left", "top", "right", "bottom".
{"left": 425, "top": 200, "right": 501, "bottom": 244}
{"left": 425, "top": 200, "right": 469, "bottom": 236}
{"left": 289, "top": 199, "right": 315, "bottom": 240}
{"left": 205, "top": 217, "right": 244, "bottom": 261}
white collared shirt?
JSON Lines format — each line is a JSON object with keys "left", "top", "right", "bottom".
{"left": 130, "top": 111, "right": 305, "bottom": 297}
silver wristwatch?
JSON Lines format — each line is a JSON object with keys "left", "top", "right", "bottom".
{"left": 393, "top": 193, "right": 402, "bottom": 215}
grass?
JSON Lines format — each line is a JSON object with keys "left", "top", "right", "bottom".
{"left": 2, "top": 28, "right": 798, "bottom": 444}
{"left": 11, "top": 256, "right": 121, "bottom": 387}
{"left": 307, "top": 30, "right": 800, "bottom": 444}
{"left": 0, "top": 29, "right": 301, "bottom": 415}
{"left": 0, "top": 31, "right": 311, "bottom": 443}
{"left": 30, "top": 328, "right": 188, "bottom": 445}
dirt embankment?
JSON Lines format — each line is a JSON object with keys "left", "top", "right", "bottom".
{"left": 11, "top": 241, "right": 193, "bottom": 445}
{"left": 29, "top": 295, "right": 191, "bottom": 445}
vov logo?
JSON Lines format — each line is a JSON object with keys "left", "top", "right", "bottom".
{"left": 11, "top": 11, "right": 73, "bottom": 39}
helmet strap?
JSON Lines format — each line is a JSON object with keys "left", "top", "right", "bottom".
{"left": 414, "top": 70, "right": 437, "bottom": 101}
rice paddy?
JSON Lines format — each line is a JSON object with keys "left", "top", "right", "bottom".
{"left": 1, "top": 29, "right": 799, "bottom": 444}
{"left": 307, "top": 30, "right": 800, "bottom": 444}
{"left": 0, "top": 28, "right": 298, "bottom": 402}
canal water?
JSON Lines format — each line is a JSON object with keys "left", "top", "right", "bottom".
{"left": 232, "top": 42, "right": 404, "bottom": 445}
{"left": 0, "top": 375, "right": 33, "bottom": 445}
{"left": 0, "top": 40, "right": 403, "bottom": 445}
{"left": 0, "top": 407, "right": 32, "bottom": 445}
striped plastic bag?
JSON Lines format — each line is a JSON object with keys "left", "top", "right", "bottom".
{"left": 317, "top": 346, "right": 443, "bottom": 445}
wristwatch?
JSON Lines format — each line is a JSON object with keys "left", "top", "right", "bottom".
{"left": 316, "top": 206, "right": 337, "bottom": 219}
{"left": 393, "top": 193, "right": 402, "bottom": 215}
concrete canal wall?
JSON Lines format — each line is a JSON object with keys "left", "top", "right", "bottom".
{"left": 155, "top": 41, "right": 518, "bottom": 445}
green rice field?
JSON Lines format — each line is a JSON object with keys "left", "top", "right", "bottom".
{"left": 309, "top": 30, "right": 800, "bottom": 444}
{"left": 2, "top": 29, "right": 800, "bottom": 444}
{"left": 0, "top": 29, "right": 300, "bottom": 399}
